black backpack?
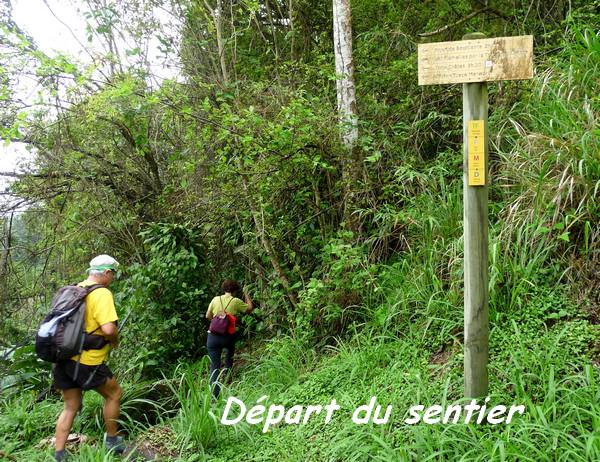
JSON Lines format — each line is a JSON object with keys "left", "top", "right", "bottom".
{"left": 35, "top": 284, "right": 104, "bottom": 363}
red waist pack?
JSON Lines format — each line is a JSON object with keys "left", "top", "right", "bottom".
{"left": 226, "top": 314, "right": 237, "bottom": 335}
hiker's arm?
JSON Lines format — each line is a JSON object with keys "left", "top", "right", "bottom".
{"left": 100, "top": 322, "right": 119, "bottom": 348}
{"left": 206, "top": 306, "right": 214, "bottom": 320}
{"left": 243, "top": 292, "right": 253, "bottom": 314}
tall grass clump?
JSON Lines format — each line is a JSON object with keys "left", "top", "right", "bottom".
{"left": 0, "top": 392, "right": 62, "bottom": 453}
{"left": 166, "top": 360, "right": 219, "bottom": 454}
{"left": 243, "top": 334, "right": 306, "bottom": 394}
{"left": 364, "top": 153, "right": 464, "bottom": 352}
{"left": 492, "top": 23, "right": 600, "bottom": 290}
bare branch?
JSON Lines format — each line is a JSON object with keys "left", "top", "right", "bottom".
{"left": 418, "top": 8, "right": 488, "bottom": 37}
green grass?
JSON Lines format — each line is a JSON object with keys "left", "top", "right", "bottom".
{"left": 198, "top": 298, "right": 599, "bottom": 461}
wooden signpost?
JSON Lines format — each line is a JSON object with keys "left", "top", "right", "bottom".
{"left": 418, "top": 33, "right": 533, "bottom": 399}
{"left": 418, "top": 35, "right": 533, "bottom": 85}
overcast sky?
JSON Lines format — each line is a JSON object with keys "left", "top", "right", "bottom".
{"left": 2, "top": 1, "right": 81, "bottom": 185}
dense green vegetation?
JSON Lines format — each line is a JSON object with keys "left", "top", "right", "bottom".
{"left": 1, "top": 0, "right": 599, "bottom": 460}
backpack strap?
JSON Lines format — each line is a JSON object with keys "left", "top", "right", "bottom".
{"left": 73, "top": 283, "right": 107, "bottom": 381}
{"left": 73, "top": 283, "right": 105, "bottom": 293}
{"left": 84, "top": 284, "right": 105, "bottom": 292}
{"left": 218, "top": 296, "right": 234, "bottom": 316}
{"left": 80, "top": 284, "right": 105, "bottom": 335}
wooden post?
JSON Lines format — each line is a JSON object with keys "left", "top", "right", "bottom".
{"left": 463, "top": 32, "right": 489, "bottom": 398}
{"left": 418, "top": 32, "right": 532, "bottom": 399}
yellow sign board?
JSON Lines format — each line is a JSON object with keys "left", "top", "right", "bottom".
{"left": 468, "top": 120, "right": 485, "bottom": 186}
{"left": 418, "top": 35, "right": 533, "bottom": 85}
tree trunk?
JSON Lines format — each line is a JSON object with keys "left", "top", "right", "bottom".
{"left": 238, "top": 161, "right": 299, "bottom": 309}
{"left": 205, "top": 0, "right": 229, "bottom": 84}
{"left": 288, "top": 0, "right": 296, "bottom": 60}
{"left": 265, "top": 0, "right": 280, "bottom": 62}
{"left": 0, "top": 212, "right": 13, "bottom": 308}
{"left": 332, "top": 0, "right": 361, "bottom": 229}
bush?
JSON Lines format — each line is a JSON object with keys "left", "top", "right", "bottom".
{"left": 113, "top": 223, "right": 210, "bottom": 380}
{"left": 296, "top": 232, "right": 379, "bottom": 341}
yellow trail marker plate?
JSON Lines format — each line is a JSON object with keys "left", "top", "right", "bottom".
{"left": 468, "top": 120, "right": 485, "bottom": 186}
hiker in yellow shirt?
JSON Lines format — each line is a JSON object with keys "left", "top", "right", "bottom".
{"left": 52, "top": 255, "right": 125, "bottom": 461}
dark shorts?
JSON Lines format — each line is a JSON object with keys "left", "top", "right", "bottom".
{"left": 52, "top": 360, "right": 113, "bottom": 391}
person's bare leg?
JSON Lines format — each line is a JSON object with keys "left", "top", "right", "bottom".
{"left": 95, "top": 378, "right": 122, "bottom": 436}
{"left": 55, "top": 388, "right": 82, "bottom": 451}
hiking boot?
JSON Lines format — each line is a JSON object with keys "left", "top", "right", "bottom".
{"left": 54, "top": 450, "right": 69, "bottom": 461}
{"left": 104, "top": 433, "right": 127, "bottom": 455}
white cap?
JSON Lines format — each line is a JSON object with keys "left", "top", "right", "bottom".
{"left": 88, "top": 254, "right": 120, "bottom": 272}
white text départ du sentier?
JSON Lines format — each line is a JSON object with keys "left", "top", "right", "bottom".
{"left": 220, "top": 396, "right": 526, "bottom": 433}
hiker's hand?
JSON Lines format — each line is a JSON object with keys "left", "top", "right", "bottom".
{"left": 243, "top": 287, "right": 252, "bottom": 301}
{"left": 110, "top": 340, "right": 119, "bottom": 349}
